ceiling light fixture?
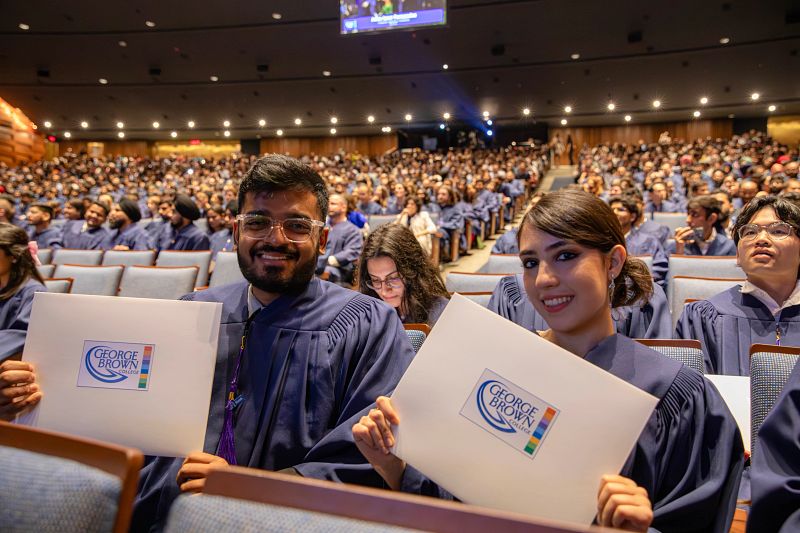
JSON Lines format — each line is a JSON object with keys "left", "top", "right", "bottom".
{"left": 560, "top": 119, "right": 568, "bottom": 125}
{"left": 98, "top": 78, "right": 108, "bottom": 84}
{"left": 258, "top": 119, "right": 266, "bottom": 127}
{"left": 624, "top": 115, "right": 632, "bottom": 122}
{"left": 152, "top": 121, "right": 160, "bottom": 129}
{"left": 330, "top": 117, "right": 338, "bottom": 124}
{"left": 522, "top": 108, "right": 531, "bottom": 116}
{"left": 187, "top": 120, "right": 195, "bottom": 128}
{"left": 700, "top": 96, "right": 709, "bottom": 105}
{"left": 404, "top": 113, "right": 413, "bottom": 121}
{"left": 118, "top": 132, "right": 125, "bottom": 138}
{"left": 487, "top": 130, "right": 493, "bottom": 136}
{"left": 439, "top": 124, "right": 445, "bottom": 130}
{"left": 43, "top": 121, "right": 52, "bottom": 128}
{"left": 330, "top": 128, "right": 337, "bottom": 135}
{"left": 750, "top": 92, "right": 760, "bottom": 101}
{"left": 223, "top": 120, "right": 230, "bottom": 127}
{"left": 570, "top": 53, "right": 580, "bottom": 60}
{"left": 486, "top": 119, "right": 493, "bottom": 126}
{"left": 367, "top": 115, "right": 375, "bottom": 123}
{"left": 118, "top": 40, "right": 127, "bottom": 47}
{"left": 19, "top": 23, "right": 30, "bottom": 30}
{"left": 276, "top": 129, "right": 284, "bottom": 136}
{"left": 294, "top": 118, "right": 302, "bottom": 126}
{"left": 443, "top": 112, "right": 451, "bottom": 120}
{"left": 80, "top": 121, "right": 89, "bottom": 129}
{"left": 482, "top": 111, "right": 490, "bottom": 118}
{"left": 145, "top": 21, "right": 156, "bottom": 28}
{"left": 652, "top": 100, "right": 661, "bottom": 108}
{"left": 564, "top": 105, "right": 572, "bottom": 113}
{"left": 719, "top": 37, "right": 730, "bottom": 44}
{"left": 768, "top": 104, "right": 777, "bottom": 112}
{"left": 63, "top": 131, "right": 71, "bottom": 139}
{"left": 210, "top": 75, "right": 219, "bottom": 82}
{"left": 223, "top": 130, "right": 231, "bottom": 137}
{"left": 607, "top": 102, "right": 616, "bottom": 111}
{"left": 693, "top": 110, "right": 701, "bottom": 118}
{"left": 322, "top": 70, "right": 331, "bottom": 77}
{"left": 116, "top": 121, "right": 124, "bottom": 129}
{"left": 442, "top": 64, "right": 449, "bottom": 70}
{"left": 272, "top": 13, "right": 282, "bottom": 20}
{"left": 170, "top": 131, "right": 178, "bottom": 138}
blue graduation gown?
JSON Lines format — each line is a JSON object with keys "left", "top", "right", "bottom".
{"left": 132, "top": 279, "right": 416, "bottom": 531}
{"left": 209, "top": 229, "right": 233, "bottom": 259}
{"left": 666, "top": 232, "right": 736, "bottom": 256}
{"left": 28, "top": 226, "right": 63, "bottom": 250}
{"left": 0, "top": 279, "right": 46, "bottom": 361}
{"left": 644, "top": 199, "right": 681, "bottom": 215}
{"left": 316, "top": 220, "right": 363, "bottom": 281}
{"left": 60, "top": 220, "right": 85, "bottom": 248}
{"left": 401, "top": 335, "right": 743, "bottom": 533}
{"left": 626, "top": 231, "right": 668, "bottom": 287}
{"left": 385, "top": 196, "right": 404, "bottom": 215}
{"left": 159, "top": 223, "right": 210, "bottom": 251}
{"left": 105, "top": 224, "right": 152, "bottom": 251}
{"left": 749, "top": 359, "right": 800, "bottom": 532}
{"left": 358, "top": 201, "right": 384, "bottom": 215}
{"left": 144, "top": 219, "right": 165, "bottom": 240}
{"left": 487, "top": 274, "right": 672, "bottom": 339}
{"left": 675, "top": 286, "right": 800, "bottom": 376}
{"left": 437, "top": 205, "right": 465, "bottom": 251}
{"left": 491, "top": 228, "right": 519, "bottom": 254}
{"left": 69, "top": 226, "right": 111, "bottom": 250}
{"left": 398, "top": 295, "right": 449, "bottom": 327}
{"left": 636, "top": 221, "right": 670, "bottom": 246}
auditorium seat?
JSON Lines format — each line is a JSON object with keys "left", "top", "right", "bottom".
{"left": 670, "top": 276, "right": 745, "bottom": 327}
{"left": 155, "top": 250, "right": 212, "bottom": 288}
{"left": 366, "top": 214, "right": 396, "bottom": 232}
{"left": 209, "top": 252, "right": 246, "bottom": 288}
{"left": 479, "top": 254, "right": 522, "bottom": 274}
{"left": 633, "top": 254, "right": 653, "bottom": 274}
{"left": 102, "top": 250, "right": 156, "bottom": 268}
{"left": 652, "top": 212, "right": 687, "bottom": 234}
{"left": 748, "top": 343, "right": 800, "bottom": 455}
{"left": 53, "top": 264, "right": 123, "bottom": 296}
{"left": 36, "top": 248, "right": 52, "bottom": 265}
{"left": 163, "top": 466, "right": 596, "bottom": 533}
{"left": 118, "top": 266, "right": 198, "bottom": 300}
{"left": 37, "top": 264, "right": 55, "bottom": 278}
{"left": 445, "top": 272, "right": 506, "bottom": 294}
{"left": 667, "top": 256, "right": 744, "bottom": 303}
{"left": 52, "top": 249, "right": 104, "bottom": 266}
{"left": 44, "top": 277, "right": 74, "bottom": 294}
{"left": 636, "top": 339, "right": 705, "bottom": 374}
{"left": 0, "top": 422, "right": 143, "bottom": 533}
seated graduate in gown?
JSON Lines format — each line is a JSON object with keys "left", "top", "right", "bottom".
{"left": 354, "top": 190, "right": 744, "bottom": 533}
{"left": 1, "top": 155, "right": 418, "bottom": 532}
{"left": 749, "top": 358, "right": 800, "bottom": 532}
{"left": 675, "top": 196, "right": 800, "bottom": 376}
{"left": 355, "top": 224, "right": 449, "bottom": 328}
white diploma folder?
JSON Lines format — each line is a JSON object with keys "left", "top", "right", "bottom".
{"left": 391, "top": 294, "right": 659, "bottom": 525}
{"left": 18, "top": 292, "right": 222, "bottom": 457}
{"left": 706, "top": 375, "right": 751, "bottom": 454}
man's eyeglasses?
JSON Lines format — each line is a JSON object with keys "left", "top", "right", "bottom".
{"left": 737, "top": 221, "right": 795, "bottom": 242}
{"left": 366, "top": 272, "right": 404, "bottom": 291}
{"left": 235, "top": 214, "right": 325, "bottom": 243}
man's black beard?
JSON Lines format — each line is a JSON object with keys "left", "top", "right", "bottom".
{"left": 109, "top": 218, "right": 124, "bottom": 230}
{"left": 238, "top": 243, "right": 317, "bottom": 295}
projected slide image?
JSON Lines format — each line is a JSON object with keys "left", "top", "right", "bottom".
{"left": 340, "top": 1, "right": 447, "bottom": 34}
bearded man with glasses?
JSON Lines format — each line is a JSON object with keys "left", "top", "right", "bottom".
{"left": 676, "top": 195, "right": 800, "bottom": 376}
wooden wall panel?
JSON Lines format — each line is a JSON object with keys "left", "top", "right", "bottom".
{"left": 0, "top": 97, "right": 44, "bottom": 165}
{"left": 549, "top": 119, "right": 734, "bottom": 148}
{"left": 260, "top": 135, "right": 396, "bottom": 157}
{"left": 58, "top": 140, "right": 154, "bottom": 157}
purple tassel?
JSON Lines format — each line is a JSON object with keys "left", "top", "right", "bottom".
{"left": 218, "top": 399, "right": 237, "bottom": 465}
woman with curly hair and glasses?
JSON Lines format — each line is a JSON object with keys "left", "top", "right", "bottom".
{"left": 355, "top": 223, "right": 449, "bottom": 327}
{"left": 676, "top": 195, "right": 800, "bottom": 376}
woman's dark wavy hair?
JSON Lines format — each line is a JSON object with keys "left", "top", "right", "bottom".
{"left": 355, "top": 224, "right": 449, "bottom": 324}
{"left": 0, "top": 223, "right": 44, "bottom": 301}
{"left": 732, "top": 195, "right": 800, "bottom": 245}
{"left": 518, "top": 189, "right": 652, "bottom": 308}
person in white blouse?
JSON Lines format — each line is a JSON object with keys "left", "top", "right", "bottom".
{"left": 394, "top": 197, "right": 437, "bottom": 256}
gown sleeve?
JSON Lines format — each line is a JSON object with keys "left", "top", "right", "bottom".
{"left": 749, "top": 360, "right": 800, "bottom": 533}
{"left": 625, "top": 283, "right": 673, "bottom": 340}
{"left": 674, "top": 300, "right": 721, "bottom": 374}
{"left": 0, "top": 282, "right": 46, "bottom": 361}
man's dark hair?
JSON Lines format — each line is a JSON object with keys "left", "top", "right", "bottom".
{"left": 239, "top": 155, "right": 328, "bottom": 220}
{"left": 66, "top": 198, "right": 85, "bottom": 218}
{"left": 687, "top": 195, "right": 722, "bottom": 220}
{"left": 732, "top": 195, "right": 800, "bottom": 245}
{"left": 608, "top": 194, "right": 641, "bottom": 225}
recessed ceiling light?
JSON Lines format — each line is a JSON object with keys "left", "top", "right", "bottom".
{"left": 442, "top": 64, "right": 449, "bottom": 70}
{"left": 170, "top": 131, "right": 178, "bottom": 138}
{"left": 330, "top": 117, "right": 338, "bottom": 124}
{"left": 693, "top": 110, "right": 701, "bottom": 118}
{"left": 570, "top": 53, "right": 580, "bottom": 60}
{"left": 294, "top": 118, "right": 302, "bottom": 126}
{"left": 98, "top": 78, "right": 108, "bottom": 85}
{"left": 607, "top": 102, "right": 616, "bottom": 111}
{"left": 210, "top": 75, "right": 219, "bottom": 82}
{"left": 439, "top": 124, "right": 445, "bottom": 130}
{"left": 187, "top": 120, "right": 195, "bottom": 128}
{"left": 152, "top": 121, "right": 160, "bottom": 129}
{"left": 768, "top": 104, "right": 777, "bottom": 112}
{"left": 272, "top": 13, "right": 282, "bottom": 20}
{"left": 223, "top": 120, "right": 231, "bottom": 127}
{"left": 443, "top": 112, "right": 451, "bottom": 120}
{"left": 43, "top": 121, "right": 52, "bottom": 128}
{"left": 116, "top": 121, "right": 124, "bottom": 129}
{"left": 404, "top": 113, "right": 412, "bottom": 121}
{"left": 63, "top": 131, "right": 71, "bottom": 139}
{"left": 560, "top": 119, "right": 568, "bottom": 125}
{"left": 719, "top": 37, "right": 730, "bottom": 44}
{"left": 118, "top": 40, "right": 127, "bottom": 47}
{"left": 486, "top": 119, "right": 493, "bottom": 126}
{"left": 652, "top": 100, "right": 661, "bottom": 108}
{"left": 223, "top": 130, "right": 231, "bottom": 137}
{"left": 32, "top": 124, "right": 37, "bottom": 130}
{"left": 522, "top": 108, "right": 531, "bottom": 116}
{"left": 384, "top": 126, "right": 392, "bottom": 133}
{"left": 487, "top": 130, "right": 493, "bottom": 136}
{"left": 728, "top": 113, "right": 735, "bottom": 118}
{"left": 624, "top": 115, "right": 632, "bottom": 122}
{"left": 118, "top": 131, "right": 125, "bottom": 138}
{"left": 80, "top": 121, "right": 89, "bottom": 129}
{"left": 367, "top": 115, "right": 375, "bottom": 123}
{"left": 258, "top": 119, "right": 266, "bottom": 127}
{"left": 700, "top": 96, "right": 709, "bottom": 105}
{"left": 276, "top": 129, "right": 284, "bottom": 136}
{"left": 482, "top": 111, "right": 490, "bottom": 118}
{"left": 18, "top": 23, "right": 30, "bottom": 30}
{"left": 330, "top": 128, "right": 337, "bottom": 135}
{"left": 751, "top": 92, "right": 760, "bottom": 101}
{"left": 564, "top": 105, "right": 572, "bottom": 113}
{"left": 145, "top": 21, "right": 156, "bottom": 28}
{"left": 322, "top": 70, "right": 331, "bottom": 77}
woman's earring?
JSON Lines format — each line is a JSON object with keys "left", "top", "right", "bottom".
{"left": 608, "top": 278, "right": 615, "bottom": 303}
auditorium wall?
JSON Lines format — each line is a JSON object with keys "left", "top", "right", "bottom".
{"left": 259, "top": 135, "right": 396, "bottom": 157}
{"left": 0, "top": 98, "right": 44, "bottom": 166}
{"left": 768, "top": 115, "right": 800, "bottom": 146}
{"left": 548, "top": 118, "right": 734, "bottom": 147}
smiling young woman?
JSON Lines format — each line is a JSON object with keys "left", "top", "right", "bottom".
{"left": 353, "top": 190, "right": 744, "bottom": 533}
{"left": 676, "top": 195, "right": 800, "bottom": 376}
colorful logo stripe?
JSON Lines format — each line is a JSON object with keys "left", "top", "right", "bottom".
{"left": 523, "top": 407, "right": 557, "bottom": 455}
{"left": 138, "top": 345, "right": 153, "bottom": 389}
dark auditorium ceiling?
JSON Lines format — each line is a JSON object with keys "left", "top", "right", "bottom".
{"left": 1, "top": 0, "right": 799, "bottom": 140}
